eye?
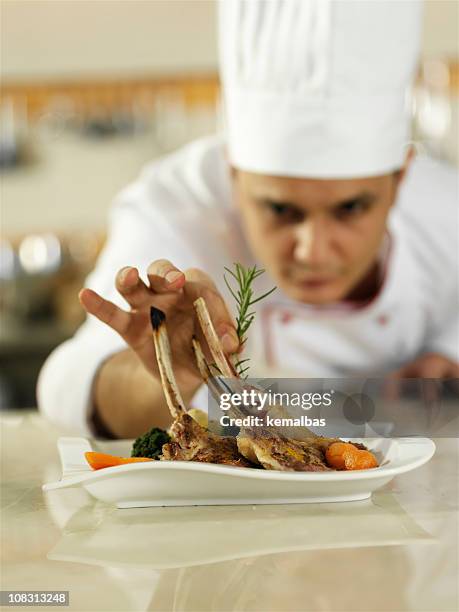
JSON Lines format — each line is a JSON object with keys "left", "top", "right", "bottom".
{"left": 334, "top": 199, "right": 370, "bottom": 221}
{"left": 266, "top": 202, "right": 304, "bottom": 223}
{"left": 271, "top": 203, "right": 288, "bottom": 215}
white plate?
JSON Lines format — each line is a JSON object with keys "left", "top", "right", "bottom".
{"left": 42, "top": 436, "right": 435, "bottom": 508}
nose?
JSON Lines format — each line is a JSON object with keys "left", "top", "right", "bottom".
{"left": 293, "top": 219, "right": 330, "bottom": 267}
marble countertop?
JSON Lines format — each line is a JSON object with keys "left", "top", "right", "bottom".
{"left": 1, "top": 411, "right": 458, "bottom": 611}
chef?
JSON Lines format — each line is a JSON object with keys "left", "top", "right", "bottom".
{"left": 38, "top": 0, "right": 458, "bottom": 439}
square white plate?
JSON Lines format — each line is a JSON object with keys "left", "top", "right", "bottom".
{"left": 42, "top": 436, "right": 435, "bottom": 508}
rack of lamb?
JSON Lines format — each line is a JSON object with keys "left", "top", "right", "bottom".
{"left": 150, "top": 299, "right": 353, "bottom": 472}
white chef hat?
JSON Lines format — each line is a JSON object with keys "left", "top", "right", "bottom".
{"left": 218, "top": 0, "right": 423, "bottom": 178}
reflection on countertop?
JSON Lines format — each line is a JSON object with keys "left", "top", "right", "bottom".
{"left": 48, "top": 495, "right": 434, "bottom": 570}
{"left": 1, "top": 411, "right": 458, "bottom": 611}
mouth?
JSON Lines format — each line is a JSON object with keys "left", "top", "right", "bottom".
{"left": 299, "top": 278, "right": 335, "bottom": 289}
{"left": 290, "top": 274, "right": 338, "bottom": 289}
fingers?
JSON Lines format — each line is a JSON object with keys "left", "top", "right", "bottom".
{"left": 79, "top": 288, "right": 130, "bottom": 335}
{"left": 418, "top": 358, "right": 450, "bottom": 379}
{"left": 115, "top": 261, "right": 186, "bottom": 309}
{"left": 115, "top": 266, "right": 152, "bottom": 309}
{"left": 184, "top": 268, "right": 239, "bottom": 354}
{"left": 435, "top": 358, "right": 459, "bottom": 378}
{"left": 390, "top": 364, "right": 413, "bottom": 380}
{"left": 390, "top": 353, "right": 459, "bottom": 380}
{"left": 82, "top": 261, "right": 240, "bottom": 361}
{"left": 147, "top": 259, "right": 186, "bottom": 294}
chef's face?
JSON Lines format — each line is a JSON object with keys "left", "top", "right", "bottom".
{"left": 232, "top": 169, "right": 404, "bottom": 305}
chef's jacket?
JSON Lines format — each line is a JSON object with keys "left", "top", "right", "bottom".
{"left": 37, "top": 136, "right": 459, "bottom": 436}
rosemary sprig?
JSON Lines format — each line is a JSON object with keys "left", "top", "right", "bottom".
{"left": 224, "top": 263, "right": 276, "bottom": 378}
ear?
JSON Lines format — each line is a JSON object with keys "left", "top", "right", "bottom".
{"left": 396, "top": 145, "right": 416, "bottom": 184}
{"left": 390, "top": 146, "right": 415, "bottom": 206}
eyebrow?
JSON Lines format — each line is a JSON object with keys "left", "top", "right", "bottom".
{"left": 256, "top": 197, "right": 300, "bottom": 208}
{"left": 255, "top": 191, "right": 377, "bottom": 210}
{"left": 330, "top": 192, "right": 377, "bottom": 209}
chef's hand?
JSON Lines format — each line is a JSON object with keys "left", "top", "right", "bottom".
{"left": 79, "top": 260, "right": 239, "bottom": 393}
{"left": 391, "top": 352, "right": 459, "bottom": 379}
{"left": 384, "top": 353, "right": 459, "bottom": 403}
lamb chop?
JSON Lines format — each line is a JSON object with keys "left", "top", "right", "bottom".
{"left": 191, "top": 298, "right": 334, "bottom": 472}
{"left": 150, "top": 307, "right": 253, "bottom": 468}
{"left": 152, "top": 298, "right": 353, "bottom": 472}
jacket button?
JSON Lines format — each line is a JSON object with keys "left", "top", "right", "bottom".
{"left": 280, "top": 312, "right": 293, "bottom": 325}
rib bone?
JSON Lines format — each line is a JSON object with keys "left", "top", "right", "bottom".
{"left": 151, "top": 307, "right": 253, "bottom": 468}
{"left": 192, "top": 296, "right": 318, "bottom": 437}
{"left": 193, "top": 297, "right": 235, "bottom": 378}
{"left": 150, "top": 307, "right": 185, "bottom": 419}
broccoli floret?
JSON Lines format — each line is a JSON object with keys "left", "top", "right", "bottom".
{"left": 131, "top": 427, "right": 170, "bottom": 459}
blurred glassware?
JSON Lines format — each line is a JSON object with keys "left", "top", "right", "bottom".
{"left": 0, "top": 98, "right": 18, "bottom": 168}
{"left": 67, "top": 231, "right": 100, "bottom": 267}
{"left": 1, "top": 233, "right": 63, "bottom": 324}
{"left": 35, "top": 95, "right": 78, "bottom": 142}
{"left": 0, "top": 96, "right": 34, "bottom": 170}
{"left": 132, "top": 90, "right": 156, "bottom": 133}
{"left": 0, "top": 238, "right": 20, "bottom": 322}
{"left": 81, "top": 105, "right": 121, "bottom": 138}
{"left": 0, "top": 239, "right": 16, "bottom": 281}
{"left": 18, "top": 233, "right": 62, "bottom": 275}
{"left": 412, "top": 59, "right": 455, "bottom": 163}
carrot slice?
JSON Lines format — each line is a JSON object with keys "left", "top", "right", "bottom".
{"left": 85, "top": 451, "right": 153, "bottom": 470}
{"left": 349, "top": 450, "right": 379, "bottom": 470}
{"left": 325, "top": 442, "right": 350, "bottom": 470}
{"left": 325, "top": 442, "right": 378, "bottom": 471}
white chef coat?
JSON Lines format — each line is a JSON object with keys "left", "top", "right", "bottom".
{"left": 37, "top": 135, "right": 459, "bottom": 436}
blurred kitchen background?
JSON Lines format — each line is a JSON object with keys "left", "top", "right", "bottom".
{"left": 0, "top": 0, "right": 458, "bottom": 409}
